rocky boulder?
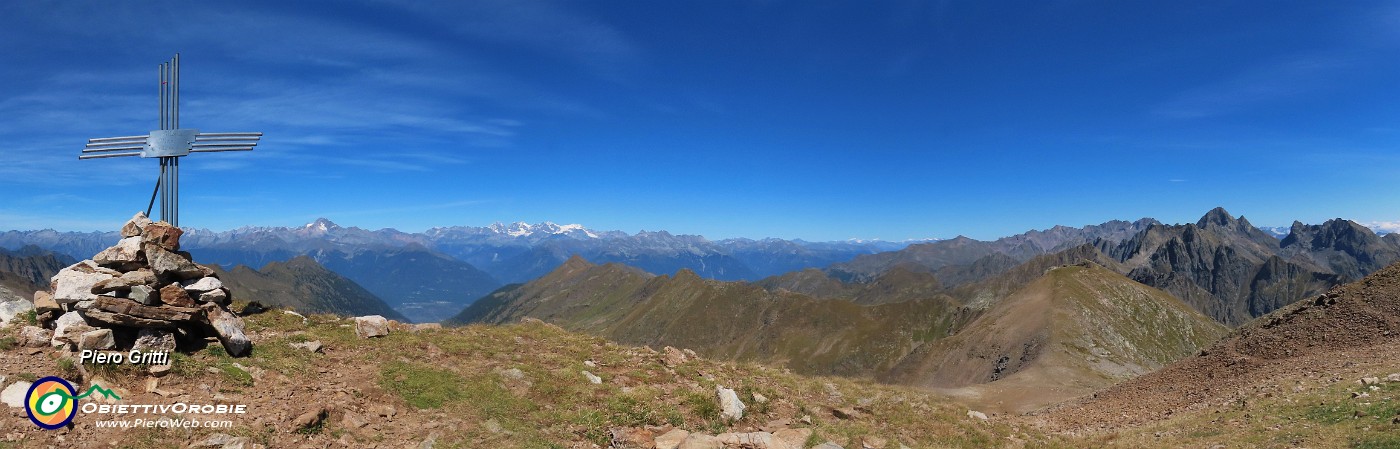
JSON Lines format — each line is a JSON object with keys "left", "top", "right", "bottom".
{"left": 655, "top": 429, "right": 689, "bottom": 449}
{"left": 79, "top": 328, "right": 116, "bottom": 350}
{"left": 51, "top": 260, "right": 116, "bottom": 304}
{"left": 716, "top": 432, "right": 797, "bottom": 449}
{"left": 354, "top": 315, "right": 390, "bottom": 338}
{"left": 18, "top": 326, "right": 52, "bottom": 347}
{"left": 33, "top": 290, "right": 60, "bottom": 313}
{"left": 159, "top": 283, "right": 197, "bottom": 307}
{"left": 0, "top": 298, "right": 34, "bottom": 326}
{"left": 181, "top": 276, "right": 224, "bottom": 294}
{"left": 129, "top": 284, "right": 158, "bottom": 305}
{"left": 133, "top": 328, "right": 176, "bottom": 352}
{"left": 2, "top": 381, "right": 33, "bottom": 408}
{"left": 203, "top": 303, "right": 251, "bottom": 356}
{"left": 51, "top": 311, "right": 92, "bottom": 348}
{"left": 120, "top": 212, "right": 153, "bottom": 237}
{"left": 93, "top": 236, "right": 143, "bottom": 268}
{"left": 141, "top": 221, "right": 183, "bottom": 251}
{"left": 146, "top": 245, "right": 202, "bottom": 280}
{"left": 715, "top": 385, "right": 746, "bottom": 422}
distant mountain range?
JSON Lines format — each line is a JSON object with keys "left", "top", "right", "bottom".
{"left": 445, "top": 207, "right": 1400, "bottom": 396}
{"left": 0, "top": 219, "right": 921, "bottom": 321}
{"left": 4, "top": 210, "right": 1394, "bottom": 324}
{"left": 820, "top": 208, "right": 1400, "bottom": 325}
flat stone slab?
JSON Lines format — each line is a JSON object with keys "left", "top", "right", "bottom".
{"left": 90, "top": 296, "right": 200, "bottom": 322}
{"left": 1, "top": 381, "right": 33, "bottom": 408}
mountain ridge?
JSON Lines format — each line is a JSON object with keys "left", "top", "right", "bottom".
{"left": 211, "top": 256, "right": 408, "bottom": 322}
{"left": 447, "top": 244, "right": 1223, "bottom": 402}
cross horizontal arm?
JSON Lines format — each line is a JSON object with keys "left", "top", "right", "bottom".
{"left": 82, "top": 147, "right": 145, "bottom": 154}
{"left": 191, "top": 143, "right": 258, "bottom": 148}
{"left": 86, "top": 140, "right": 150, "bottom": 149}
{"left": 77, "top": 152, "right": 141, "bottom": 160}
{"left": 87, "top": 135, "right": 150, "bottom": 144}
{"left": 196, "top": 132, "right": 262, "bottom": 138}
{"left": 189, "top": 147, "right": 254, "bottom": 153}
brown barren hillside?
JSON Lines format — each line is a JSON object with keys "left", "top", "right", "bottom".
{"left": 450, "top": 256, "right": 969, "bottom": 378}
{"left": 452, "top": 249, "right": 1226, "bottom": 417}
{"left": 1042, "top": 260, "right": 1400, "bottom": 432}
{"left": 884, "top": 263, "right": 1227, "bottom": 414}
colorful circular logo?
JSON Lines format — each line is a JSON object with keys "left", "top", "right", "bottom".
{"left": 26, "top": 377, "right": 77, "bottom": 430}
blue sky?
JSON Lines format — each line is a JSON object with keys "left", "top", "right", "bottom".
{"left": 1, "top": 1, "right": 1398, "bottom": 241}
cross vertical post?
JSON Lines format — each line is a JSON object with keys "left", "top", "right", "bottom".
{"left": 80, "top": 54, "right": 263, "bottom": 228}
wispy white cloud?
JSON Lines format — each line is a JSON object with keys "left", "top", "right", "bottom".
{"left": 0, "top": 0, "right": 633, "bottom": 188}
{"left": 403, "top": 0, "right": 644, "bottom": 81}
{"left": 1154, "top": 55, "right": 1352, "bottom": 119}
{"left": 304, "top": 199, "right": 491, "bottom": 223}
{"left": 0, "top": 210, "right": 124, "bottom": 232}
{"left": 1365, "top": 221, "right": 1400, "bottom": 235}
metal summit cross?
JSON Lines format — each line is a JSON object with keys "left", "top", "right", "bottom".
{"left": 78, "top": 54, "right": 262, "bottom": 227}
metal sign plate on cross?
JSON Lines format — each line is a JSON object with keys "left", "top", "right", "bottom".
{"left": 78, "top": 54, "right": 262, "bottom": 228}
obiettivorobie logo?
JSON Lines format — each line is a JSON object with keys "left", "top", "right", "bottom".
{"left": 25, "top": 376, "right": 122, "bottom": 430}
{"left": 23, "top": 375, "right": 248, "bottom": 430}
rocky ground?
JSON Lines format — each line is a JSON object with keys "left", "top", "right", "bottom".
{"left": 1037, "top": 262, "right": 1400, "bottom": 448}
{"left": 0, "top": 310, "right": 1068, "bottom": 449}
{"left": 4, "top": 293, "right": 1400, "bottom": 448}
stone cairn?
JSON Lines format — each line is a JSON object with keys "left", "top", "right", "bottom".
{"left": 28, "top": 212, "right": 250, "bottom": 357}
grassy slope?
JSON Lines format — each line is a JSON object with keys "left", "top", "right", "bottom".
{"left": 0, "top": 307, "right": 1070, "bottom": 449}
{"left": 450, "top": 248, "right": 1222, "bottom": 397}
{"left": 451, "top": 257, "right": 968, "bottom": 378}
{"left": 3, "top": 294, "right": 1390, "bottom": 447}
{"left": 884, "top": 264, "right": 1228, "bottom": 413}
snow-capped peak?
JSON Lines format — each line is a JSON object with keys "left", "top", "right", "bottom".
{"left": 304, "top": 218, "right": 340, "bottom": 232}
{"left": 487, "top": 221, "right": 598, "bottom": 238}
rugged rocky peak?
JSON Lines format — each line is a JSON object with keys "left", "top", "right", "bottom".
{"left": 1196, "top": 207, "right": 1239, "bottom": 229}
{"left": 24, "top": 212, "right": 252, "bottom": 357}
{"left": 1281, "top": 218, "right": 1379, "bottom": 251}
{"left": 1194, "top": 207, "right": 1276, "bottom": 245}
{"left": 1279, "top": 218, "right": 1400, "bottom": 280}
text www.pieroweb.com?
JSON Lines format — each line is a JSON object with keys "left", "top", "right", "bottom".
{"left": 93, "top": 418, "right": 233, "bottom": 429}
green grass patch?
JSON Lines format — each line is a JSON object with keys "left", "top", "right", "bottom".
{"left": 380, "top": 361, "right": 466, "bottom": 409}
{"left": 170, "top": 352, "right": 202, "bottom": 377}
{"left": 1353, "top": 434, "right": 1400, "bottom": 449}
{"left": 571, "top": 409, "right": 611, "bottom": 447}
{"left": 56, "top": 358, "right": 79, "bottom": 379}
{"left": 604, "top": 392, "right": 678, "bottom": 427}
{"left": 0, "top": 336, "right": 15, "bottom": 351}
{"left": 461, "top": 375, "right": 534, "bottom": 419}
{"left": 218, "top": 364, "right": 255, "bottom": 387}
{"left": 294, "top": 418, "right": 325, "bottom": 435}
{"left": 248, "top": 336, "right": 316, "bottom": 375}
{"left": 1301, "top": 385, "right": 1400, "bottom": 426}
